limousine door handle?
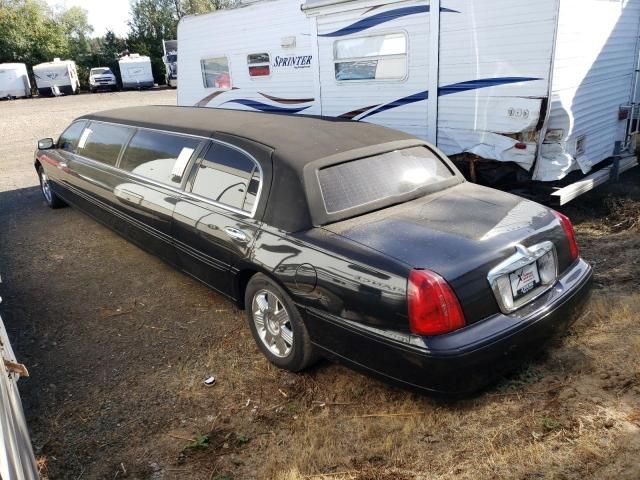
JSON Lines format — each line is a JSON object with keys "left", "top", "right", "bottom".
{"left": 58, "top": 161, "right": 68, "bottom": 169}
{"left": 224, "top": 227, "right": 250, "bottom": 243}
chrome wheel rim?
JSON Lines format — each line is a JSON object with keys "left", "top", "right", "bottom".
{"left": 40, "top": 170, "right": 52, "bottom": 203}
{"left": 252, "top": 289, "right": 293, "bottom": 358}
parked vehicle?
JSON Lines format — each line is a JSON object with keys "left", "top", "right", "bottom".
{"left": 118, "top": 54, "right": 154, "bottom": 90}
{"left": 163, "top": 40, "right": 178, "bottom": 88}
{"left": 0, "top": 63, "right": 31, "bottom": 99}
{"left": 32, "top": 58, "right": 80, "bottom": 96}
{"left": 177, "top": 0, "right": 640, "bottom": 203}
{"left": 34, "top": 107, "right": 592, "bottom": 395}
{"left": 89, "top": 67, "right": 118, "bottom": 92}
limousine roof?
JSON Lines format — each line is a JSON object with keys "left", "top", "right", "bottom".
{"left": 79, "top": 106, "right": 427, "bottom": 231}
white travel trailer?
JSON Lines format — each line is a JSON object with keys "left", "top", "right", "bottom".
{"left": 32, "top": 58, "right": 80, "bottom": 96}
{"left": 119, "top": 54, "right": 155, "bottom": 89}
{"left": 178, "top": 0, "right": 640, "bottom": 202}
{"left": 0, "top": 63, "right": 31, "bottom": 99}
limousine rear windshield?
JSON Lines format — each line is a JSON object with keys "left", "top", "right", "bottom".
{"left": 317, "top": 146, "right": 454, "bottom": 214}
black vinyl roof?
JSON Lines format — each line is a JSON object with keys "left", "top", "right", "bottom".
{"left": 80, "top": 105, "right": 414, "bottom": 170}
{"left": 79, "top": 106, "right": 436, "bottom": 231}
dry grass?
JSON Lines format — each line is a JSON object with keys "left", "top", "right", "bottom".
{"left": 259, "top": 295, "right": 640, "bottom": 480}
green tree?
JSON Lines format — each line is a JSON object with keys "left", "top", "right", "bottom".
{"left": 0, "top": 0, "right": 69, "bottom": 65}
{"left": 57, "top": 6, "right": 93, "bottom": 84}
{"left": 127, "top": 0, "right": 178, "bottom": 83}
{"left": 127, "top": 0, "right": 231, "bottom": 84}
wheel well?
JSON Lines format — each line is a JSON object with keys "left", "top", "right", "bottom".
{"left": 235, "top": 269, "right": 258, "bottom": 309}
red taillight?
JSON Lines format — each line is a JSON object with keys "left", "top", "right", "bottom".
{"left": 553, "top": 210, "right": 579, "bottom": 261}
{"left": 407, "top": 269, "right": 466, "bottom": 336}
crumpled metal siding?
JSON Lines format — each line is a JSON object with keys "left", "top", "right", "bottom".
{"left": 537, "top": 0, "right": 640, "bottom": 181}
{"left": 0, "top": 310, "right": 38, "bottom": 480}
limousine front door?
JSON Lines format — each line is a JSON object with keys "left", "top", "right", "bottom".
{"left": 65, "top": 122, "right": 192, "bottom": 266}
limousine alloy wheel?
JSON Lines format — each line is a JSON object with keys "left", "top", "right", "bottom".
{"left": 38, "top": 166, "right": 65, "bottom": 209}
{"left": 245, "top": 274, "right": 317, "bottom": 372}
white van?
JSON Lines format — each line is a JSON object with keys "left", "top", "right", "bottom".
{"left": 32, "top": 58, "right": 80, "bottom": 96}
{"left": 178, "top": 0, "right": 640, "bottom": 202}
{"left": 0, "top": 63, "right": 31, "bottom": 99}
{"left": 119, "top": 54, "right": 155, "bottom": 89}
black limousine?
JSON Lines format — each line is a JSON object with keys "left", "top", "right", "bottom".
{"left": 35, "top": 106, "right": 592, "bottom": 395}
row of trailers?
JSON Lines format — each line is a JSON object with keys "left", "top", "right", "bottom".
{"left": 0, "top": 55, "right": 155, "bottom": 99}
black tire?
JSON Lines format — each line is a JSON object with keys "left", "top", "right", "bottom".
{"left": 245, "top": 273, "right": 318, "bottom": 371}
{"left": 38, "top": 165, "right": 65, "bottom": 209}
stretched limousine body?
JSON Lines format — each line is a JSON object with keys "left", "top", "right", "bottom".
{"left": 35, "top": 107, "right": 592, "bottom": 395}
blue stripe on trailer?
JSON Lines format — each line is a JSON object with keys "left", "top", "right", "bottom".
{"left": 319, "top": 5, "right": 459, "bottom": 38}
{"left": 438, "top": 77, "right": 542, "bottom": 96}
{"left": 355, "top": 77, "right": 540, "bottom": 120}
{"left": 220, "top": 99, "right": 312, "bottom": 114}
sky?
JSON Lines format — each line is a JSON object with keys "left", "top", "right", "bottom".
{"left": 46, "top": 0, "right": 131, "bottom": 38}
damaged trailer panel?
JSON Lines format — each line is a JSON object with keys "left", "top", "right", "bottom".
{"left": 178, "top": 0, "right": 640, "bottom": 191}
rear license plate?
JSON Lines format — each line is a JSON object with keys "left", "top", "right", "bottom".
{"left": 509, "top": 262, "right": 541, "bottom": 300}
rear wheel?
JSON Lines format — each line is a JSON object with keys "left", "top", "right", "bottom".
{"left": 38, "top": 166, "right": 65, "bottom": 209}
{"left": 245, "top": 273, "right": 318, "bottom": 371}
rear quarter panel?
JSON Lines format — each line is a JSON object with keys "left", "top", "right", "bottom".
{"left": 250, "top": 225, "right": 411, "bottom": 331}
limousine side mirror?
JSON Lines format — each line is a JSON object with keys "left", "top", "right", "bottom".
{"left": 38, "top": 138, "right": 55, "bottom": 150}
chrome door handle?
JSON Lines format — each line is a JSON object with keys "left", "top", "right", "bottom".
{"left": 58, "top": 162, "right": 67, "bottom": 169}
{"left": 224, "top": 227, "right": 250, "bottom": 243}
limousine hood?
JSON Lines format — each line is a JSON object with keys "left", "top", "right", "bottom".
{"left": 324, "top": 182, "right": 574, "bottom": 324}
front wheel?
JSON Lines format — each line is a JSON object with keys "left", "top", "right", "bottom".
{"left": 245, "top": 273, "right": 318, "bottom": 371}
{"left": 38, "top": 166, "right": 65, "bottom": 209}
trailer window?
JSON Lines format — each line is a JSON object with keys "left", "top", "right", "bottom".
{"left": 247, "top": 53, "right": 270, "bottom": 77}
{"left": 201, "top": 57, "right": 231, "bottom": 89}
{"left": 317, "top": 147, "right": 453, "bottom": 214}
{"left": 334, "top": 33, "right": 406, "bottom": 81}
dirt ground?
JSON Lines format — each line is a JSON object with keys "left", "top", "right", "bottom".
{"left": 0, "top": 91, "right": 639, "bottom": 480}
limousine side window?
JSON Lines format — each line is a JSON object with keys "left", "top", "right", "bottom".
{"left": 58, "top": 120, "right": 88, "bottom": 152}
{"left": 119, "top": 129, "right": 200, "bottom": 185}
{"left": 191, "top": 143, "right": 260, "bottom": 213}
{"left": 78, "top": 123, "right": 133, "bottom": 166}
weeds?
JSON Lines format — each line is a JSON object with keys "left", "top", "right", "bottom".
{"left": 184, "top": 433, "right": 210, "bottom": 450}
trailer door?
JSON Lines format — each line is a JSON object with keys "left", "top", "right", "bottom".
{"left": 313, "top": 1, "right": 431, "bottom": 141}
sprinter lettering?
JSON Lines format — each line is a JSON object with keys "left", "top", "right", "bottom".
{"left": 273, "top": 55, "right": 312, "bottom": 69}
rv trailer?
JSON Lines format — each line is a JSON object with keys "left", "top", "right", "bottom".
{"left": 32, "top": 58, "right": 80, "bottom": 96}
{"left": 177, "top": 0, "right": 640, "bottom": 202}
{"left": 118, "top": 54, "right": 155, "bottom": 89}
{"left": 0, "top": 63, "right": 31, "bottom": 99}
{"left": 163, "top": 40, "right": 178, "bottom": 88}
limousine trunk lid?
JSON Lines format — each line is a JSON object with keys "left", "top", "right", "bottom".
{"left": 323, "top": 182, "right": 574, "bottom": 325}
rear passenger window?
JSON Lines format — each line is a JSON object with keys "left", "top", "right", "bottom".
{"left": 191, "top": 143, "right": 260, "bottom": 213}
{"left": 79, "top": 123, "right": 132, "bottom": 166}
{"left": 120, "top": 130, "right": 200, "bottom": 184}
{"left": 58, "top": 120, "right": 87, "bottom": 152}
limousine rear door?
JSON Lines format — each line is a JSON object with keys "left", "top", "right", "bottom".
{"left": 172, "top": 140, "right": 264, "bottom": 296}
